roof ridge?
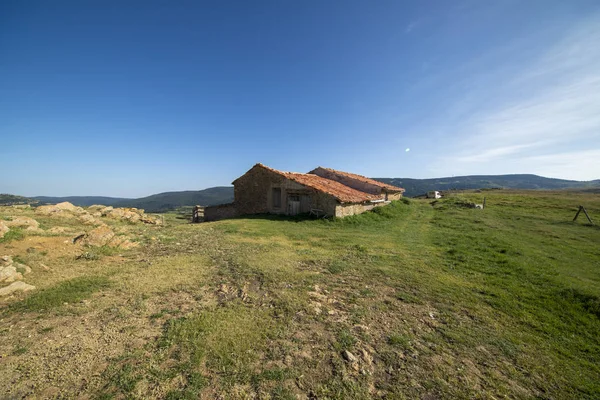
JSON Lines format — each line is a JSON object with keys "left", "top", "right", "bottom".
{"left": 316, "top": 166, "right": 405, "bottom": 192}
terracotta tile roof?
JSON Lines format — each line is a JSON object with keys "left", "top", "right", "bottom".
{"left": 312, "top": 167, "right": 405, "bottom": 192}
{"left": 254, "top": 163, "right": 382, "bottom": 203}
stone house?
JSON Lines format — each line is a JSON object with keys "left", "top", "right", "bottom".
{"left": 203, "top": 163, "right": 405, "bottom": 221}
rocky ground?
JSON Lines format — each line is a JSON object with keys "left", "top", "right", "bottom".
{"left": 0, "top": 202, "right": 161, "bottom": 300}
{"left": 0, "top": 203, "right": 169, "bottom": 398}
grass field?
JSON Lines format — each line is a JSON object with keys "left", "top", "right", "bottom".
{"left": 1, "top": 190, "right": 599, "bottom": 399}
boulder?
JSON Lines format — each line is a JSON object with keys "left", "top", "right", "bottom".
{"left": 78, "top": 213, "right": 103, "bottom": 226}
{"left": 100, "top": 206, "right": 114, "bottom": 215}
{"left": 0, "top": 256, "right": 32, "bottom": 283}
{"left": 36, "top": 204, "right": 74, "bottom": 217}
{"left": 0, "top": 281, "right": 36, "bottom": 296}
{"left": 55, "top": 202, "right": 82, "bottom": 212}
{"left": 0, "top": 266, "right": 23, "bottom": 283}
{"left": 81, "top": 225, "right": 115, "bottom": 247}
{"left": 5, "top": 216, "right": 40, "bottom": 229}
{"left": 105, "top": 208, "right": 141, "bottom": 223}
{"left": 0, "top": 221, "right": 8, "bottom": 239}
{"left": 36, "top": 202, "right": 85, "bottom": 217}
{"left": 141, "top": 215, "right": 162, "bottom": 225}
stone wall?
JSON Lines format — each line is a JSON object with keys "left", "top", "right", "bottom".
{"left": 335, "top": 203, "right": 374, "bottom": 218}
{"left": 233, "top": 165, "right": 339, "bottom": 217}
{"left": 204, "top": 203, "right": 239, "bottom": 222}
{"left": 334, "top": 201, "right": 394, "bottom": 218}
{"left": 309, "top": 191, "right": 338, "bottom": 217}
{"left": 233, "top": 166, "right": 286, "bottom": 215}
{"left": 387, "top": 193, "right": 403, "bottom": 201}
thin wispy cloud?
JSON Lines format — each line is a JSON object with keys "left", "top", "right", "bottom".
{"left": 444, "top": 15, "right": 600, "bottom": 179}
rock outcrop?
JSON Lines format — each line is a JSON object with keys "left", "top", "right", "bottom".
{"left": 36, "top": 202, "right": 85, "bottom": 218}
{"left": 4, "top": 216, "right": 43, "bottom": 233}
{"left": 81, "top": 225, "right": 115, "bottom": 247}
{"left": 78, "top": 213, "right": 103, "bottom": 226}
{"left": 35, "top": 202, "right": 160, "bottom": 225}
{"left": 0, "top": 281, "right": 36, "bottom": 296}
{"left": 0, "top": 221, "right": 8, "bottom": 239}
{"left": 101, "top": 207, "right": 161, "bottom": 225}
{"left": 5, "top": 216, "right": 40, "bottom": 230}
{"left": 0, "top": 255, "right": 32, "bottom": 284}
{"left": 75, "top": 225, "right": 139, "bottom": 249}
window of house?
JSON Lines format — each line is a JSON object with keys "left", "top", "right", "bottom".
{"left": 272, "top": 188, "right": 281, "bottom": 208}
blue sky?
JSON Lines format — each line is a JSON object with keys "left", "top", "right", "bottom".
{"left": 1, "top": 0, "right": 599, "bottom": 197}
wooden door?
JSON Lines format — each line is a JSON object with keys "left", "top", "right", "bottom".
{"left": 287, "top": 195, "right": 300, "bottom": 215}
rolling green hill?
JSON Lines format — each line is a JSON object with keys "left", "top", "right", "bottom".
{"left": 376, "top": 174, "right": 600, "bottom": 197}
{"left": 0, "top": 194, "right": 39, "bottom": 206}
{"left": 112, "top": 187, "right": 234, "bottom": 212}
{"left": 31, "top": 187, "right": 235, "bottom": 212}
{"left": 33, "top": 196, "right": 129, "bottom": 207}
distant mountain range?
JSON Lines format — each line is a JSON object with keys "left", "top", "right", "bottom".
{"left": 2, "top": 174, "right": 598, "bottom": 212}
{"left": 30, "top": 187, "right": 234, "bottom": 212}
{"left": 375, "top": 174, "right": 600, "bottom": 198}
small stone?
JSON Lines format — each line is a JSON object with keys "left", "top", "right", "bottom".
{"left": 343, "top": 350, "right": 357, "bottom": 362}
{"left": 353, "top": 324, "right": 370, "bottom": 333}
{"left": 0, "top": 256, "right": 13, "bottom": 265}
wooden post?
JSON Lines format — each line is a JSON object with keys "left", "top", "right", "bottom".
{"left": 483, "top": 197, "right": 486, "bottom": 209}
{"left": 581, "top": 206, "right": 594, "bottom": 225}
{"left": 573, "top": 205, "right": 594, "bottom": 225}
{"left": 573, "top": 206, "right": 582, "bottom": 222}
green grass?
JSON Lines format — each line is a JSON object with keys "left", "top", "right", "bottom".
{"left": 4, "top": 191, "right": 600, "bottom": 398}
{"left": 0, "top": 227, "right": 25, "bottom": 243}
{"left": 8, "top": 276, "right": 112, "bottom": 313}
{"left": 199, "top": 193, "right": 600, "bottom": 398}
{"left": 161, "top": 304, "right": 276, "bottom": 383}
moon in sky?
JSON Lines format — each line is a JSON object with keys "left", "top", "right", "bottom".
{"left": 405, "top": 148, "right": 410, "bottom": 152}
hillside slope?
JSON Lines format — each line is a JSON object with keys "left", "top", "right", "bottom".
{"left": 33, "top": 196, "right": 129, "bottom": 207}
{"left": 376, "top": 174, "right": 600, "bottom": 197}
{"left": 0, "top": 194, "right": 38, "bottom": 206}
{"left": 32, "top": 187, "right": 235, "bottom": 212}
{"left": 113, "top": 187, "right": 234, "bottom": 212}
